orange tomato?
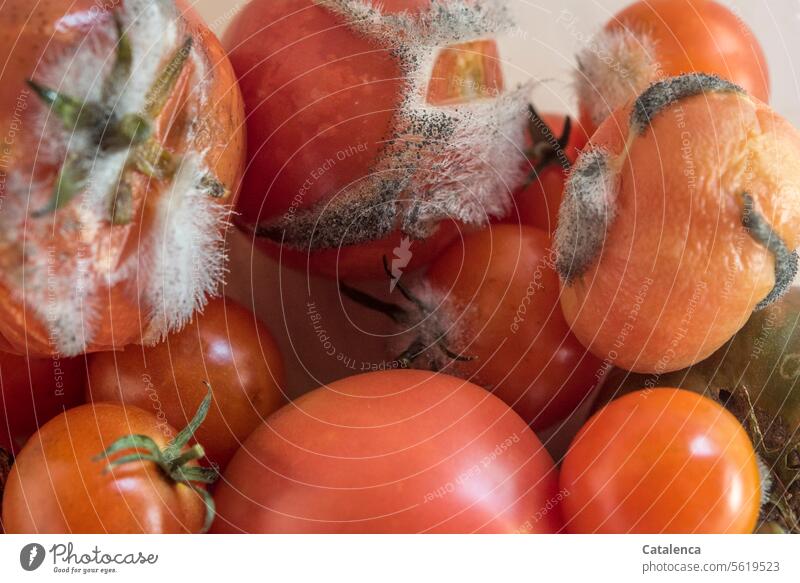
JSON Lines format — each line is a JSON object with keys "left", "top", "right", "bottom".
{"left": 576, "top": 0, "right": 770, "bottom": 135}
{"left": 87, "top": 297, "right": 285, "bottom": 469}
{"left": 0, "top": 0, "right": 245, "bottom": 356}
{"left": 422, "top": 225, "right": 603, "bottom": 429}
{"left": 3, "top": 403, "right": 210, "bottom": 533}
{"left": 560, "top": 389, "right": 761, "bottom": 534}
{"left": 557, "top": 73, "right": 800, "bottom": 373}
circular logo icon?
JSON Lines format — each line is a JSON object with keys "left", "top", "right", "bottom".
{"left": 20, "top": 543, "right": 46, "bottom": 571}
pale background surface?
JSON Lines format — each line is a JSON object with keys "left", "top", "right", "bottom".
{"left": 191, "top": 0, "right": 800, "bottom": 124}
{"left": 184, "top": 0, "right": 800, "bottom": 448}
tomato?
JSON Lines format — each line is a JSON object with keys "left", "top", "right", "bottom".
{"left": 342, "top": 225, "right": 603, "bottom": 429}
{"left": 390, "top": 225, "right": 602, "bottom": 429}
{"left": 598, "top": 286, "right": 800, "bottom": 533}
{"left": 561, "top": 389, "right": 761, "bottom": 534}
{"left": 0, "top": 0, "right": 245, "bottom": 356}
{"left": 224, "top": 0, "right": 530, "bottom": 279}
{"left": 557, "top": 73, "right": 800, "bottom": 374}
{"left": 87, "top": 297, "right": 285, "bottom": 469}
{"left": 427, "top": 226, "right": 603, "bottom": 429}
{"left": 1, "top": 352, "right": 85, "bottom": 455}
{"left": 511, "top": 111, "right": 588, "bottom": 235}
{"left": 2, "top": 398, "right": 216, "bottom": 533}
{"left": 576, "top": 0, "right": 770, "bottom": 135}
{"left": 213, "top": 370, "right": 562, "bottom": 533}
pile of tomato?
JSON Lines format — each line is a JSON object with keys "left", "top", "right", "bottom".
{"left": 1, "top": 0, "right": 798, "bottom": 534}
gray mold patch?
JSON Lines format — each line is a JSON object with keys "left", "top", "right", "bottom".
{"left": 741, "top": 193, "right": 799, "bottom": 311}
{"left": 631, "top": 73, "right": 745, "bottom": 135}
{"left": 555, "top": 148, "right": 619, "bottom": 284}
{"left": 260, "top": 1, "right": 530, "bottom": 251}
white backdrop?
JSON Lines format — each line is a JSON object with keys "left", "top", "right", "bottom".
{"left": 191, "top": 0, "right": 800, "bottom": 124}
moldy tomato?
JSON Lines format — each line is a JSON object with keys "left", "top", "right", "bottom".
{"left": 213, "top": 370, "right": 562, "bottom": 533}
{"left": 341, "top": 225, "right": 603, "bottom": 430}
{"left": 576, "top": 0, "right": 770, "bottom": 135}
{"left": 3, "top": 393, "right": 217, "bottom": 534}
{"left": 0, "top": 0, "right": 245, "bottom": 357}
{"left": 87, "top": 297, "right": 286, "bottom": 469}
{"left": 224, "top": 0, "right": 532, "bottom": 279}
{"left": 557, "top": 73, "right": 800, "bottom": 374}
{"left": 561, "top": 389, "right": 762, "bottom": 534}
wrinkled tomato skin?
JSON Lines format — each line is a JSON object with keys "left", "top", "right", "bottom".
{"left": 2, "top": 403, "right": 206, "bottom": 534}
{"left": 561, "top": 389, "right": 761, "bottom": 534}
{"left": 0, "top": 352, "right": 85, "bottom": 455}
{"left": 561, "top": 91, "right": 800, "bottom": 375}
{"left": 511, "top": 114, "right": 588, "bottom": 235}
{"left": 0, "top": 0, "right": 245, "bottom": 356}
{"left": 213, "top": 370, "right": 562, "bottom": 533}
{"left": 427, "top": 226, "right": 603, "bottom": 430}
{"left": 86, "top": 298, "right": 286, "bottom": 469}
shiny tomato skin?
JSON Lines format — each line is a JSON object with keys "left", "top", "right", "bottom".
{"left": 86, "top": 298, "right": 286, "bottom": 469}
{"left": 0, "top": 352, "right": 85, "bottom": 455}
{"left": 2, "top": 403, "right": 206, "bottom": 534}
{"left": 212, "top": 370, "right": 562, "bottom": 533}
{"left": 560, "top": 389, "right": 761, "bottom": 534}
{"left": 223, "top": 0, "right": 407, "bottom": 222}
{"left": 426, "top": 225, "right": 603, "bottom": 430}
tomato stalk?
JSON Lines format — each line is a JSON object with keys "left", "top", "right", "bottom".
{"left": 94, "top": 383, "right": 219, "bottom": 533}
{"left": 339, "top": 257, "right": 476, "bottom": 370}
{"left": 524, "top": 105, "right": 573, "bottom": 183}
{"left": 26, "top": 9, "right": 225, "bottom": 222}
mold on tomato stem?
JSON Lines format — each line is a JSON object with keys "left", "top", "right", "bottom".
{"left": 0, "top": 0, "right": 241, "bottom": 355}
{"left": 555, "top": 148, "right": 618, "bottom": 285}
{"left": 740, "top": 193, "right": 799, "bottom": 310}
{"left": 575, "top": 26, "right": 660, "bottom": 131}
{"left": 339, "top": 256, "right": 474, "bottom": 371}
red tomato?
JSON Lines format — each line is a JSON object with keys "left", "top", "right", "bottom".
{"left": 1, "top": 352, "right": 85, "bottom": 455}
{"left": 0, "top": 0, "right": 245, "bottom": 356}
{"left": 424, "top": 225, "right": 603, "bottom": 429}
{"left": 512, "top": 113, "right": 588, "bottom": 235}
{"left": 224, "top": 0, "right": 525, "bottom": 279}
{"left": 560, "top": 389, "right": 762, "bottom": 534}
{"left": 213, "top": 370, "right": 562, "bottom": 533}
{"left": 3, "top": 402, "right": 212, "bottom": 533}
{"left": 87, "top": 297, "right": 285, "bottom": 469}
